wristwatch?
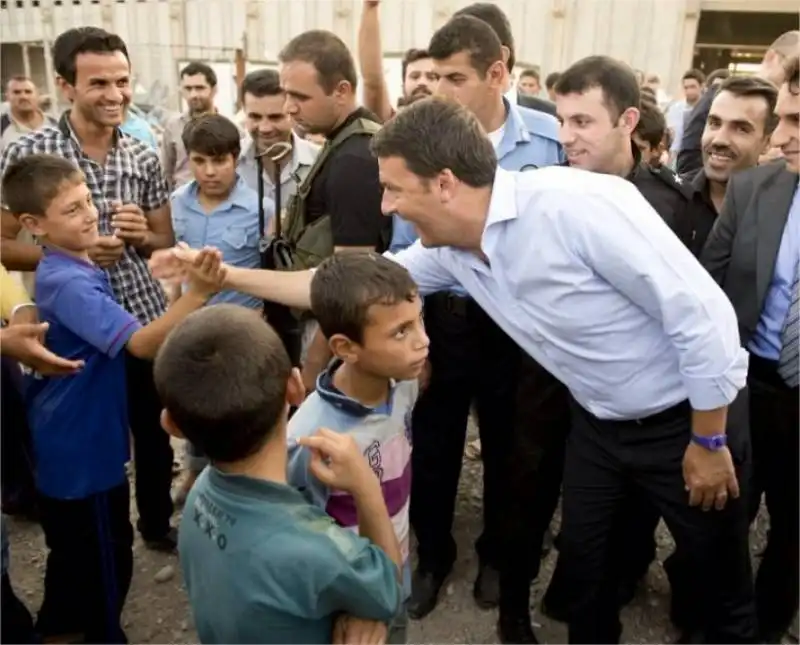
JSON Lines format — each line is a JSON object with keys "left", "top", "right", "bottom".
{"left": 690, "top": 433, "right": 727, "bottom": 451}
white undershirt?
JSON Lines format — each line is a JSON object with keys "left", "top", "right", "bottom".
{"left": 488, "top": 120, "right": 506, "bottom": 149}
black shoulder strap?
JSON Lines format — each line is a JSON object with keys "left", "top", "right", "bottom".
{"left": 0, "top": 113, "right": 11, "bottom": 136}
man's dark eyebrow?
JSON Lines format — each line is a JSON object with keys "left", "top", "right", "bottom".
{"left": 285, "top": 90, "right": 311, "bottom": 101}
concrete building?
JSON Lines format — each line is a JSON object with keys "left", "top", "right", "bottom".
{"left": 1, "top": 0, "right": 798, "bottom": 115}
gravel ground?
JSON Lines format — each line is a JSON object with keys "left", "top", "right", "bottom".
{"left": 5, "top": 431, "right": 783, "bottom": 644}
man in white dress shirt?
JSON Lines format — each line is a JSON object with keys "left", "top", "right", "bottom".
{"left": 152, "top": 97, "right": 756, "bottom": 644}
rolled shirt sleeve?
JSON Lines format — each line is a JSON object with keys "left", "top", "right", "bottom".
{"left": 569, "top": 187, "right": 748, "bottom": 411}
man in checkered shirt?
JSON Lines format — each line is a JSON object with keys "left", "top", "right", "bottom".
{"left": 0, "top": 27, "right": 178, "bottom": 552}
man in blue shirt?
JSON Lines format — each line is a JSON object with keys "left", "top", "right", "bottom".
{"left": 2, "top": 153, "right": 224, "bottom": 643}
{"left": 386, "top": 15, "right": 565, "bottom": 625}
{"left": 160, "top": 97, "right": 755, "bottom": 645}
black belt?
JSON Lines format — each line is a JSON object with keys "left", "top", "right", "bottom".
{"left": 588, "top": 399, "right": 691, "bottom": 429}
{"left": 425, "top": 291, "right": 471, "bottom": 316}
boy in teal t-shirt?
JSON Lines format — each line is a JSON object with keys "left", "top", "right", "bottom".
{"left": 154, "top": 305, "right": 402, "bottom": 644}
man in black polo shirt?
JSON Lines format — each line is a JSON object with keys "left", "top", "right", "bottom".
{"left": 278, "top": 30, "right": 389, "bottom": 386}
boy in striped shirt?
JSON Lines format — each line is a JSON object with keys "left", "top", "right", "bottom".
{"left": 288, "top": 253, "right": 429, "bottom": 644}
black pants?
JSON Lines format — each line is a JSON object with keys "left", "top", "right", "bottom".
{"left": 748, "top": 355, "right": 799, "bottom": 639}
{"left": 37, "top": 482, "right": 133, "bottom": 643}
{"left": 125, "top": 353, "right": 173, "bottom": 540}
{"left": 409, "top": 293, "right": 520, "bottom": 574}
{"left": 499, "top": 358, "right": 660, "bottom": 614}
{"left": 560, "top": 396, "right": 756, "bottom": 644}
{"left": 499, "top": 354, "right": 571, "bottom": 611}
{"left": 1, "top": 357, "right": 37, "bottom": 515}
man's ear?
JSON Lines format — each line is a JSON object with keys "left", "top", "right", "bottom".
{"left": 160, "top": 408, "right": 185, "bottom": 439}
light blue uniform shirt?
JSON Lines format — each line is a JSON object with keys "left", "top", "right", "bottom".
{"left": 749, "top": 182, "right": 800, "bottom": 360}
{"left": 389, "top": 97, "right": 564, "bottom": 298}
{"left": 120, "top": 112, "right": 158, "bottom": 149}
{"left": 171, "top": 176, "right": 266, "bottom": 309}
{"left": 386, "top": 166, "right": 748, "bottom": 420}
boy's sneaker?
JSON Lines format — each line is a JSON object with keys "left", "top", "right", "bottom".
{"left": 142, "top": 527, "right": 178, "bottom": 553}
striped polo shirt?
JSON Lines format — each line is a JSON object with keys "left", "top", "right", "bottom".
{"left": 287, "top": 360, "right": 418, "bottom": 597}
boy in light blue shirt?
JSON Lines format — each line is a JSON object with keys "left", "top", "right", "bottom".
{"left": 170, "top": 114, "right": 271, "bottom": 497}
{"left": 170, "top": 113, "right": 267, "bottom": 310}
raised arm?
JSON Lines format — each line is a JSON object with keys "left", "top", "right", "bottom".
{"left": 358, "top": 1, "right": 394, "bottom": 123}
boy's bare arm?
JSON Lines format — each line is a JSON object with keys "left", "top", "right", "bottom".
{"left": 298, "top": 429, "right": 403, "bottom": 574}
{"left": 126, "top": 249, "right": 224, "bottom": 359}
{"left": 352, "top": 478, "right": 403, "bottom": 575}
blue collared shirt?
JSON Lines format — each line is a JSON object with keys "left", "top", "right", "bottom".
{"left": 386, "top": 166, "right": 748, "bottom": 420}
{"left": 120, "top": 111, "right": 158, "bottom": 149}
{"left": 171, "top": 176, "right": 265, "bottom": 309}
{"left": 389, "top": 98, "right": 564, "bottom": 257}
{"left": 749, "top": 181, "right": 800, "bottom": 360}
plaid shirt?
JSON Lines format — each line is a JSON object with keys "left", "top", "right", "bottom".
{"left": 0, "top": 112, "right": 169, "bottom": 324}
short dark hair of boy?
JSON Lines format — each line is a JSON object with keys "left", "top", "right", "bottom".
{"left": 635, "top": 99, "right": 667, "bottom": 149}
{"left": 180, "top": 61, "right": 217, "bottom": 88}
{"left": 52, "top": 27, "right": 129, "bottom": 86}
{"left": 153, "top": 305, "right": 292, "bottom": 463}
{"left": 519, "top": 68, "right": 540, "bottom": 82}
{"left": 555, "top": 55, "right": 641, "bottom": 121}
{"left": 310, "top": 253, "right": 419, "bottom": 344}
{"left": 1, "top": 154, "right": 84, "bottom": 216}
{"left": 371, "top": 97, "right": 497, "bottom": 188}
{"left": 182, "top": 114, "right": 242, "bottom": 160}
{"left": 428, "top": 15, "right": 503, "bottom": 77}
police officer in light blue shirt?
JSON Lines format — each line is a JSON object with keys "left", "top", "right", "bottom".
{"left": 387, "top": 15, "right": 565, "bottom": 625}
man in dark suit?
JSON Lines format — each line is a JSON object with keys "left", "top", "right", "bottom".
{"left": 701, "top": 55, "right": 799, "bottom": 644}
{"left": 681, "top": 75, "right": 778, "bottom": 255}
{"left": 678, "top": 30, "right": 798, "bottom": 174}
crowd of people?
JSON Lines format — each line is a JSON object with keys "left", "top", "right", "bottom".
{"left": 0, "top": 2, "right": 798, "bottom": 644}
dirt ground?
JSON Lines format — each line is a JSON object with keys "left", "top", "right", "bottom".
{"left": 5, "top": 433, "right": 784, "bottom": 645}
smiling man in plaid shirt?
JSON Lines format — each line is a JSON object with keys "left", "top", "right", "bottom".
{"left": 0, "top": 27, "right": 178, "bottom": 553}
